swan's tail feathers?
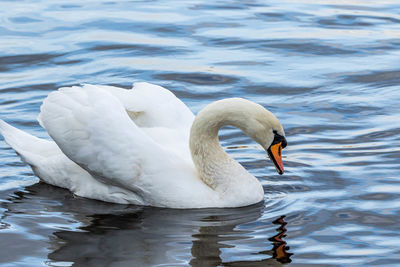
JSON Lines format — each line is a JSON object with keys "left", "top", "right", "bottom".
{"left": 0, "top": 119, "right": 57, "bottom": 165}
{"left": 0, "top": 119, "right": 27, "bottom": 150}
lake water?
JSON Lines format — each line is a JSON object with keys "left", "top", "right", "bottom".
{"left": 1, "top": 0, "right": 400, "bottom": 266}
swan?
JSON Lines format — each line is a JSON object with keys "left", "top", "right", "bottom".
{"left": 0, "top": 82, "right": 287, "bottom": 208}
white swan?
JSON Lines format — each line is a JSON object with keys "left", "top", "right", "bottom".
{"left": 0, "top": 82, "right": 287, "bottom": 208}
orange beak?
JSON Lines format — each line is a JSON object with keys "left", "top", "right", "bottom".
{"left": 267, "top": 142, "right": 284, "bottom": 175}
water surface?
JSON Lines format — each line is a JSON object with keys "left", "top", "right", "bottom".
{"left": 1, "top": 0, "right": 400, "bottom": 266}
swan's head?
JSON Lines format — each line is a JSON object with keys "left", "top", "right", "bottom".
{"left": 228, "top": 99, "right": 287, "bottom": 175}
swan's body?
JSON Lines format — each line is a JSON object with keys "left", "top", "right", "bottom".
{"left": 0, "top": 82, "right": 286, "bottom": 208}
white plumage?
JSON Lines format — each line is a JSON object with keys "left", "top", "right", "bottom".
{"left": 0, "top": 82, "right": 286, "bottom": 208}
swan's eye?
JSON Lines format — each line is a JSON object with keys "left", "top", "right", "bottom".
{"left": 272, "top": 130, "right": 287, "bottom": 149}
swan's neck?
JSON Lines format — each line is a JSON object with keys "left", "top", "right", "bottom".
{"left": 189, "top": 99, "right": 257, "bottom": 191}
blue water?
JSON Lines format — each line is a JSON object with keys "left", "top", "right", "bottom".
{"left": 1, "top": 0, "right": 400, "bottom": 266}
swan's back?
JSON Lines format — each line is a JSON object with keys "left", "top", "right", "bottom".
{"left": 98, "top": 82, "right": 194, "bottom": 129}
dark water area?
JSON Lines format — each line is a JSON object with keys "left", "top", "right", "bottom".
{"left": 1, "top": 0, "right": 400, "bottom": 266}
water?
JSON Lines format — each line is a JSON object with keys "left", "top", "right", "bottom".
{"left": 1, "top": 0, "right": 400, "bottom": 265}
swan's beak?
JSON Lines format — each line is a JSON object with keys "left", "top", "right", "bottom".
{"left": 267, "top": 142, "right": 284, "bottom": 175}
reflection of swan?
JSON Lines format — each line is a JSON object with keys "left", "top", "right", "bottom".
{"left": 190, "top": 215, "right": 292, "bottom": 266}
{"left": 0, "top": 184, "right": 292, "bottom": 266}
{"left": 0, "top": 83, "right": 287, "bottom": 208}
{"left": 268, "top": 216, "right": 293, "bottom": 264}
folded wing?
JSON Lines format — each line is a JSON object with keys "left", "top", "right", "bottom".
{"left": 38, "top": 85, "right": 170, "bottom": 195}
{"left": 97, "top": 82, "right": 195, "bottom": 129}
{"left": 93, "top": 82, "right": 195, "bottom": 159}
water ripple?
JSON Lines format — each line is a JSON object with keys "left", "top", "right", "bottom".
{"left": 0, "top": 0, "right": 400, "bottom": 266}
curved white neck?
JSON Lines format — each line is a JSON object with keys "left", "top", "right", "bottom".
{"left": 189, "top": 98, "right": 259, "bottom": 190}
